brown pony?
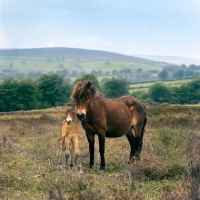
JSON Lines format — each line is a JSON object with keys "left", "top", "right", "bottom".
{"left": 71, "top": 81, "right": 147, "bottom": 171}
{"left": 58, "top": 103, "right": 82, "bottom": 173}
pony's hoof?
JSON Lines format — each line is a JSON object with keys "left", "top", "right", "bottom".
{"left": 79, "top": 169, "right": 83, "bottom": 175}
{"left": 88, "top": 164, "right": 94, "bottom": 169}
{"left": 128, "top": 156, "right": 141, "bottom": 164}
{"left": 128, "top": 160, "right": 132, "bottom": 165}
{"left": 99, "top": 166, "right": 105, "bottom": 171}
{"left": 128, "top": 156, "right": 135, "bottom": 164}
{"left": 70, "top": 163, "right": 74, "bottom": 167}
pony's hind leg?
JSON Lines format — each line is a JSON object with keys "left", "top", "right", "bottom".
{"left": 133, "top": 117, "right": 147, "bottom": 160}
{"left": 74, "top": 136, "right": 82, "bottom": 172}
{"left": 126, "top": 129, "right": 136, "bottom": 163}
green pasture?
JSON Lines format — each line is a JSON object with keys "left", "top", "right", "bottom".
{"left": 128, "top": 79, "right": 193, "bottom": 93}
{"left": 0, "top": 56, "right": 162, "bottom": 74}
{"left": 0, "top": 56, "right": 77, "bottom": 73}
{"left": 81, "top": 60, "right": 161, "bottom": 72}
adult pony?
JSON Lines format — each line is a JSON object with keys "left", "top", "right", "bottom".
{"left": 58, "top": 103, "right": 82, "bottom": 173}
{"left": 71, "top": 81, "right": 147, "bottom": 171}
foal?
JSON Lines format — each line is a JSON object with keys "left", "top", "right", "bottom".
{"left": 58, "top": 103, "right": 82, "bottom": 172}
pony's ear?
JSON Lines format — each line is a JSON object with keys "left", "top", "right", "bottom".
{"left": 86, "top": 81, "right": 92, "bottom": 88}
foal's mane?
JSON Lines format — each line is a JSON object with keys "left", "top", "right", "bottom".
{"left": 66, "top": 102, "right": 74, "bottom": 107}
{"left": 71, "top": 81, "right": 99, "bottom": 101}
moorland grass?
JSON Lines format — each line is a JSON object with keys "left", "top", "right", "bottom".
{"left": 0, "top": 105, "right": 199, "bottom": 199}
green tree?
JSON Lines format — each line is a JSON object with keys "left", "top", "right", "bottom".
{"left": 185, "top": 70, "right": 194, "bottom": 78}
{"left": 158, "top": 70, "right": 168, "bottom": 80}
{"left": 0, "top": 77, "right": 40, "bottom": 111}
{"left": 37, "top": 73, "right": 72, "bottom": 108}
{"left": 101, "top": 77, "right": 129, "bottom": 98}
{"left": 71, "top": 70, "right": 79, "bottom": 77}
{"left": 149, "top": 83, "right": 169, "bottom": 103}
{"left": 136, "top": 68, "right": 143, "bottom": 73}
{"left": 186, "top": 78, "right": 200, "bottom": 103}
{"left": 91, "top": 70, "right": 97, "bottom": 75}
{"left": 173, "top": 68, "right": 185, "bottom": 79}
{"left": 112, "top": 69, "right": 118, "bottom": 76}
{"left": 0, "top": 77, "right": 18, "bottom": 111}
{"left": 166, "top": 78, "right": 200, "bottom": 104}
{"left": 74, "top": 74, "right": 101, "bottom": 90}
{"left": 16, "top": 78, "right": 40, "bottom": 110}
{"left": 131, "top": 90, "right": 151, "bottom": 103}
{"left": 100, "top": 78, "right": 110, "bottom": 86}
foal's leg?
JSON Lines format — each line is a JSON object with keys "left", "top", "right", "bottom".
{"left": 64, "top": 137, "right": 70, "bottom": 170}
{"left": 126, "top": 129, "right": 136, "bottom": 163}
{"left": 58, "top": 136, "right": 65, "bottom": 168}
{"left": 86, "top": 132, "right": 95, "bottom": 168}
{"left": 69, "top": 138, "right": 74, "bottom": 169}
{"left": 98, "top": 134, "right": 106, "bottom": 171}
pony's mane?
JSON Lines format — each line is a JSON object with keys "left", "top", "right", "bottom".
{"left": 71, "top": 81, "right": 99, "bottom": 101}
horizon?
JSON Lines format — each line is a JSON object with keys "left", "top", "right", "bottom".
{"left": 0, "top": 0, "right": 200, "bottom": 60}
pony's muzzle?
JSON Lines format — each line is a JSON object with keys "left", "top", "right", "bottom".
{"left": 76, "top": 113, "right": 85, "bottom": 121}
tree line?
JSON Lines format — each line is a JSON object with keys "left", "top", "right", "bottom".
{"left": 158, "top": 64, "right": 200, "bottom": 81}
{"left": 0, "top": 73, "right": 124, "bottom": 112}
{"left": 132, "top": 78, "right": 200, "bottom": 104}
{"left": 0, "top": 73, "right": 200, "bottom": 112}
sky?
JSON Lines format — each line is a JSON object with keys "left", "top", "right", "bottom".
{"left": 0, "top": 0, "right": 200, "bottom": 58}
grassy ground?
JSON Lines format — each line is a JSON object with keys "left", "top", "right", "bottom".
{"left": 0, "top": 104, "right": 200, "bottom": 199}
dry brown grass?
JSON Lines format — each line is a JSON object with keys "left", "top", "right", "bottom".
{"left": 0, "top": 105, "right": 200, "bottom": 199}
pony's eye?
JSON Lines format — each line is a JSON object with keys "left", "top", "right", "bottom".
{"left": 86, "top": 95, "right": 89, "bottom": 99}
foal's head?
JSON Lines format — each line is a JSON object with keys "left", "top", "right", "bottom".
{"left": 65, "top": 103, "right": 76, "bottom": 125}
{"left": 71, "top": 81, "right": 98, "bottom": 121}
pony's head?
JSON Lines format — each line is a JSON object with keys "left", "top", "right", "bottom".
{"left": 65, "top": 103, "right": 76, "bottom": 125}
{"left": 71, "top": 81, "right": 98, "bottom": 121}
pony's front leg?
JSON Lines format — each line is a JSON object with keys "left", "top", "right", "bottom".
{"left": 98, "top": 134, "right": 105, "bottom": 171}
{"left": 86, "top": 133, "right": 95, "bottom": 168}
{"left": 74, "top": 136, "right": 82, "bottom": 173}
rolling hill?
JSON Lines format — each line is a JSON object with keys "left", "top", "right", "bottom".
{"left": 133, "top": 54, "right": 200, "bottom": 65}
{"left": 0, "top": 47, "right": 168, "bottom": 65}
{"left": 0, "top": 47, "right": 172, "bottom": 82}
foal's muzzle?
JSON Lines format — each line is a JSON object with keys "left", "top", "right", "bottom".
{"left": 76, "top": 113, "right": 85, "bottom": 121}
{"left": 66, "top": 119, "right": 72, "bottom": 125}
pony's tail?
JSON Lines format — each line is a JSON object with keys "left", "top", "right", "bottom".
{"left": 141, "top": 117, "right": 147, "bottom": 137}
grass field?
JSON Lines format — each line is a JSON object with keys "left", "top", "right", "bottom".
{"left": 0, "top": 104, "right": 200, "bottom": 199}
{"left": 128, "top": 79, "right": 193, "bottom": 93}
{"left": 0, "top": 56, "right": 163, "bottom": 74}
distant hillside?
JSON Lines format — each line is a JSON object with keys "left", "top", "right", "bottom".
{"left": 0, "top": 47, "right": 167, "bottom": 66}
{"left": 133, "top": 55, "right": 200, "bottom": 65}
